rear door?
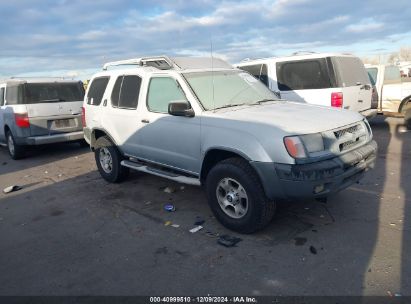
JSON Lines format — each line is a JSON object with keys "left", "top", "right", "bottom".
{"left": 380, "top": 66, "right": 403, "bottom": 113}
{"left": 84, "top": 76, "right": 110, "bottom": 128}
{"left": 333, "top": 57, "right": 372, "bottom": 112}
{"left": 275, "top": 58, "right": 335, "bottom": 106}
{"left": 23, "top": 82, "right": 85, "bottom": 135}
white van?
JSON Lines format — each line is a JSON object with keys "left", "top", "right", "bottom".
{"left": 237, "top": 53, "right": 376, "bottom": 118}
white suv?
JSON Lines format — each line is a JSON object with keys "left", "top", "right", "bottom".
{"left": 83, "top": 56, "right": 377, "bottom": 233}
{"left": 237, "top": 52, "right": 376, "bottom": 118}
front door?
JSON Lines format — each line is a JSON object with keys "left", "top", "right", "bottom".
{"left": 0, "top": 85, "right": 6, "bottom": 142}
{"left": 137, "top": 76, "right": 201, "bottom": 175}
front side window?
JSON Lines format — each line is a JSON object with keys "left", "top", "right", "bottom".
{"left": 384, "top": 66, "right": 401, "bottom": 84}
{"left": 0, "top": 88, "right": 4, "bottom": 106}
{"left": 23, "top": 82, "right": 84, "bottom": 104}
{"left": 87, "top": 77, "right": 109, "bottom": 105}
{"left": 276, "top": 59, "right": 332, "bottom": 91}
{"left": 238, "top": 64, "right": 269, "bottom": 86}
{"left": 111, "top": 75, "right": 141, "bottom": 109}
{"left": 147, "top": 77, "right": 187, "bottom": 113}
{"left": 183, "top": 70, "right": 279, "bottom": 110}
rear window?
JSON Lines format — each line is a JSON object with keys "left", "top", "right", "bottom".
{"left": 367, "top": 68, "right": 378, "bottom": 85}
{"left": 384, "top": 66, "right": 401, "bottom": 84}
{"left": 86, "top": 77, "right": 109, "bottom": 106}
{"left": 276, "top": 59, "right": 332, "bottom": 91}
{"left": 0, "top": 88, "right": 4, "bottom": 106}
{"left": 23, "top": 82, "right": 84, "bottom": 104}
{"left": 238, "top": 64, "right": 269, "bottom": 86}
{"left": 333, "top": 57, "right": 370, "bottom": 87}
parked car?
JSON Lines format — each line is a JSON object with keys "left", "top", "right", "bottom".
{"left": 0, "top": 78, "right": 85, "bottom": 159}
{"left": 83, "top": 56, "right": 377, "bottom": 233}
{"left": 366, "top": 64, "right": 411, "bottom": 128}
{"left": 236, "top": 52, "right": 377, "bottom": 119}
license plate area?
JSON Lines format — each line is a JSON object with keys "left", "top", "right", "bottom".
{"left": 51, "top": 119, "right": 74, "bottom": 129}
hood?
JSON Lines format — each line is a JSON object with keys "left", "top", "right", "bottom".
{"left": 204, "top": 101, "right": 364, "bottom": 134}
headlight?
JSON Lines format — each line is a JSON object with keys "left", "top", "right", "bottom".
{"left": 284, "top": 133, "right": 324, "bottom": 159}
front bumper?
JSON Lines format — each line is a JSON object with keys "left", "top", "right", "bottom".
{"left": 251, "top": 140, "right": 377, "bottom": 200}
{"left": 18, "top": 131, "right": 84, "bottom": 145}
{"left": 360, "top": 108, "right": 378, "bottom": 119}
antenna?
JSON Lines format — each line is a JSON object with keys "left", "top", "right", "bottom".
{"left": 211, "top": 38, "right": 215, "bottom": 112}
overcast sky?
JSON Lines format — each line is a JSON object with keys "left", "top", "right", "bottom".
{"left": 0, "top": 0, "right": 410, "bottom": 79}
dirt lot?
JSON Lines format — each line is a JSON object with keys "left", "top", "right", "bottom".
{"left": 0, "top": 116, "right": 410, "bottom": 296}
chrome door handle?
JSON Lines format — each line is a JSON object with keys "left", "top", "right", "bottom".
{"left": 141, "top": 119, "right": 150, "bottom": 123}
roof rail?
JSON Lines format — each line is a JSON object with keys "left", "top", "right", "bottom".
{"left": 103, "top": 56, "right": 175, "bottom": 70}
{"left": 10, "top": 76, "right": 67, "bottom": 79}
{"left": 291, "top": 51, "right": 317, "bottom": 56}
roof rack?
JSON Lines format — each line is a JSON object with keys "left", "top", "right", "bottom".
{"left": 103, "top": 56, "right": 175, "bottom": 71}
{"left": 10, "top": 76, "right": 67, "bottom": 79}
{"left": 291, "top": 51, "right": 317, "bottom": 56}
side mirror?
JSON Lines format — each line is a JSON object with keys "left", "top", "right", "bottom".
{"left": 168, "top": 101, "right": 195, "bottom": 117}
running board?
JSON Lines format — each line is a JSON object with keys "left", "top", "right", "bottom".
{"left": 121, "top": 160, "right": 201, "bottom": 186}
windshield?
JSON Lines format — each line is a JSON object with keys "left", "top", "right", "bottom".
{"left": 183, "top": 70, "right": 279, "bottom": 110}
{"left": 23, "top": 82, "right": 84, "bottom": 104}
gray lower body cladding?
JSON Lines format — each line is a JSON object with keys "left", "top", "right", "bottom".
{"left": 251, "top": 140, "right": 378, "bottom": 200}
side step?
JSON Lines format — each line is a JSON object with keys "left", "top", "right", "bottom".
{"left": 121, "top": 160, "right": 201, "bottom": 186}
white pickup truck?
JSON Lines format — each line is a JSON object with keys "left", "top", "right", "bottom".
{"left": 366, "top": 64, "right": 411, "bottom": 127}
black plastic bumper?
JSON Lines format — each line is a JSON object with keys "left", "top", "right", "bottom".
{"left": 251, "top": 140, "right": 377, "bottom": 200}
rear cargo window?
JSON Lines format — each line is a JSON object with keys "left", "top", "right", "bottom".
{"left": 0, "top": 88, "right": 4, "bottom": 106}
{"left": 87, "top": 77, "right": 109, "bottom": 106}
{"left": 367, "top": 68, "right": 378, "bottom": 85}
{"left": 333, "top": 57, "right": 370, "bottom": 87}
{"left": 23, "top": 82, "right": 84, "bottom": 104}
{"left": 111, "top": 75, "right": 141, "bottom": 109}
{"left": 276, "top": 59, "right": 332, "bottom": 91}
{"left": 238, "top": 64, "right": 269, "bottom": 86}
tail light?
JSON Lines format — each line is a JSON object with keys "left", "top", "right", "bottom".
{"left": 331, "top": 92, "right": 343, "bottom": 108}
{"left": 15, "top": 113, "right": 30, "bottom": 128}
{"left": 81, "top": 106, "right": 86, "bottom": 127}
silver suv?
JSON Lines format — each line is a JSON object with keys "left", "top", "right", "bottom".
{"left": 83, "top": 56, "right": 377, "bottom": 233}
{"left": 0, "top": 78, "right": 85, "bottom": 159}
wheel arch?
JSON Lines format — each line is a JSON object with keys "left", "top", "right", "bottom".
{"left": 399, "top": 95, "right": 411, "bottom": 113}
{"left": 90, "top": 128, "right": 118, "bottom": 150}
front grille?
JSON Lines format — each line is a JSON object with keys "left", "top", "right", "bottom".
{"left": 331, "top": 122, "right": 368, "bottom": 153}
{"left": 334, "top": 124, "right": 360, "bottom": 139}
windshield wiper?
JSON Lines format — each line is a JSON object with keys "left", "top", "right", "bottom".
{"left": 213, "top": 103, "right": 247, "bottom": 110}
{"left": 252, "top": 99, "right": 277, "bottom": 105}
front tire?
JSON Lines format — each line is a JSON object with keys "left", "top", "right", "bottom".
{"left": 94, "top": 136, "right": 129, "bottom": 183}
{"left": 6, "top": 131, "right": 25, "bottom": 160}
{"left": 205, "top": 157, "right": 276, "bottom": 234}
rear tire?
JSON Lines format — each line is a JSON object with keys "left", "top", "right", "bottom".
{"left": 404, "top": 108, "right": 411, "bottom": 130}
{"left": 6, "top": 131, "right": 25, "bottom": 160}
{"left": 205, "top": 157, "right": 276, "bottom": 234}
{"left": 94, "top": 136, "right": 129, "bottom": 183}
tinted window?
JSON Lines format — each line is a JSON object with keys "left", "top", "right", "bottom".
{"left": 23, "top": 83, "right": 84, "bottom": 104}
{"left": 87, "top": 77, "right": 109, "bottom": 105}
{"left": 5, "top": 85, "right": 22, "bottom": 105}
{"left": 384, "top": 66, "right": 401, "bottom": 84}
{"left": 0, "top": 88, "right": 4, "bottom": 106}
{"left": 333, "top": 57, "right": 370, "bottom": 87}
{"left": 238, "top": 64, "right": 269, "bottom": 86}
{"left": 276, "top": 59, "right": 332, "bottom": 91}
{"left": 111, "top": 75, "right": 141, "bottom": 109}
{"left": 367, "top": 68, "right": 378, "bottom": 85}
{"left": 147, "top": 77, "right": 187, "bottom": 113}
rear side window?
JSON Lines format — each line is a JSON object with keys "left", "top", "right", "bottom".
{"left": 23, "top": 82, "right": 84, "bottom": 104}
{"left": 147, "top": 77, "right": 187, "bottom": 113}
{"left": 87, "top": 77, "right": 109, "bottom": 106}
{"left": 5, "top": 85, "right": 22, "bottom": 105}
{"left": 367, "top": 68, "right": 378, "bottom": 85}
{"left": 238, "top": 64, "right": 269, "bottom": 86}
{"left": 384, "top": 66, "right": 401, "bottom": 84}
{"left": 0, "top": 88, "right": 4, "bottom": 106}
{"left": 111, "top": 75, "right": 141, "bottom": 109}
{"left": 333, "top": 57, "right": 370, "bottom": 87}
{"left": 276, "top": 59, "right": 332, "bottom": 91}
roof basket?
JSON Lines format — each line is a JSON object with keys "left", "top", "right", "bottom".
{"left": 103, "top": 56, "right": 175, "bottom": 70}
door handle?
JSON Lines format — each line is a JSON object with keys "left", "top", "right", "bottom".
{"left": 103, "top": 99, "right": 107, "bottom": 106}
{"left": 141, "top": 119, "right": 150, "bottom": 123}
